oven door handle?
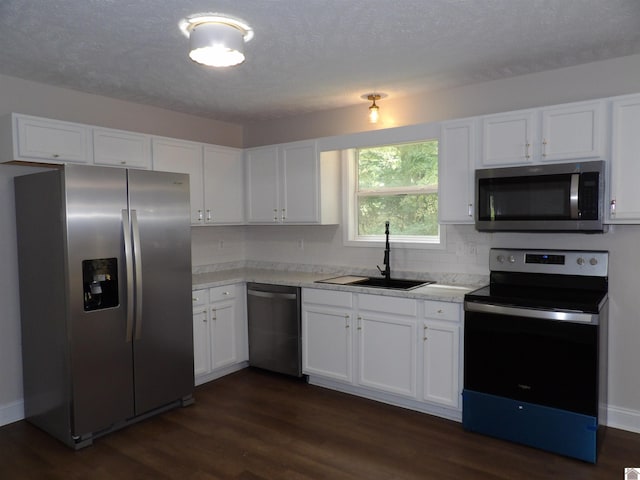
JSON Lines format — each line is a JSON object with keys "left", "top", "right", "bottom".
{"left": 464, "top": 301, "right": 599, "bottom": 324}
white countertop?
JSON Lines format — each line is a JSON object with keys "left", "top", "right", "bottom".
{"left": 192, "top": 268, "right": 480, "bottom": 303}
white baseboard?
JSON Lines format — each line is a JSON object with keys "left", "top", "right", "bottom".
{"left": 0, "top": 400, "right": 24, "bottom": 427}
{"left": 607, "top": 405, "right": 640, "bottom": 434}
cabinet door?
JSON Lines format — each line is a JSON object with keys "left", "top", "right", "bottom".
{"left": 302, "top": 306, "right": 352, "bottom": 382}
{"left": 210, "top": 301, "right": 238, "bottom": 369}
{"left": 610, "top": 95, "right": 640, "bottom": 222}
{"left": 93, "top": 128, "right": 151, "bottom": 169}
{"left": 15, "top": 114, "right": 91, "bottom": 164}
{"left": 281, "top": 140, "right": 319, "bottom": 223}
{"left": 540, "top": 101, "right": 604, "bottom": 162}
{"left": 152, "top": 138, "right": 204, "bottom": 224}
{"left": 439, "top": 119, "right": 476, "bottom": 223}
{"left": 421, "top": 320, "right": 459, "bottom": 408}
{"left": 481, "top": 111, "right": 536, "bottom": 166}
{"left": 193, "top": 308, "right": 211, "bottom": 378}
{"left": 245, "top": 146, "right": 279, "bottom": 223}
{"left": 203, "top": 146, "right": 244, "bottom": 224}
{"left": 357, "top": 313, "right": 417, "bottom": 398}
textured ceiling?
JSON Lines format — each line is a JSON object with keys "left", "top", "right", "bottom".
{"left": 1, "top": 0, "right": 639, "bottom": 124}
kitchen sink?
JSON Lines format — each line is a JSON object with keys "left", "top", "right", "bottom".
{"left": 316, "top": 275, "right": 433, "bottom": 290}
{"left": 350, "top": 277, "right": 434, "bottom": 290}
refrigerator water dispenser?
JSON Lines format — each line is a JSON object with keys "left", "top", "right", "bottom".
{"left": 82, "top": 258, "right": 119, "bottom": 311}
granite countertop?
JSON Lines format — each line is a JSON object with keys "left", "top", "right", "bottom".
{"left": 192, "top": 268, "right": 481, "bottom": 303}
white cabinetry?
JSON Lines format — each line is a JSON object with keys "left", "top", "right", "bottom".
{"left": 245, "top": 140, "right": 339, "bottom": 224}
{"left": 480, "top": 101, "right": 604, "bottom": 166}
{"left": 357, "top": 294, "right": 418, "bottom": 398}
{"left": 609, "top": 94, "right": 640, "bottom": 223}
{"left": 192, "top": 284, "right": 248, "bottom": 386}
{"left": 203, "top": 145, "right": 244, "bottom": 224}
{"left": 1, "top": 113, "right": 91, "bottom": 164}
{"left": 152, "top": 137, "right": 205, "bottom": 224}
{"left": 302, "top": 288, "right": 462, "bottom": 419}
{"left": 439, "top": 119, "right": 476, "bottom": 223}
{"left": 302, "top": 288, "right": 353, "bottom": 382}
{"left": 93, "top": 128, "right": 151, "bottom": 169}
{"left": 421, "top": 301, "right": 461, "bottom": 408}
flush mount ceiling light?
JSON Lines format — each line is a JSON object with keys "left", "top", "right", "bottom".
{"left": 361, "top": 93, "right": 387, "bottom": 124}
{"left": 179, "top": 14, "right": 253, "bottom": 67}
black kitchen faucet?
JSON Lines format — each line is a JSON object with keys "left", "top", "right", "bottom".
{"left": 377, "top": 221, "right": 391, "bottom": 280}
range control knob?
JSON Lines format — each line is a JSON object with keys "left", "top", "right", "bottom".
{"left": 497, "top": 255, "right": 505, "bottom": 263}
{"left": 508, "top": 255, "right": 516, "bottom": 263}
{"left": 576, "top": 257, "right": 585, "bottom": 266}
{"left": 590, "top": 258, "right": 598, "bottom": 266}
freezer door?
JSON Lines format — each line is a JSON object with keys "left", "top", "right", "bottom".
{"left": 127, "top": 169, "right": 194, "bottom": 414}
{"left": 64, "top": 166, "right": 135, "bottom": 435}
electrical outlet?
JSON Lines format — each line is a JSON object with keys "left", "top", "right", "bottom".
{"left": 297, "top": 239, "right": 304, "bottom": 250}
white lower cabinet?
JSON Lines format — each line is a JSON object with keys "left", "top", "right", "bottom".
{"left": 302, "top": 288, "right": 462, "bottom": 418}
{"left": 192, "top": 284, "right": 248, "bottom": 385}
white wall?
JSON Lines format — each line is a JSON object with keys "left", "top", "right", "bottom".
{"left": 244, "top": 53, "right": 640, "bottom": 147}
{"left": 0, "top": 74, "right": 243, "bottom": 147}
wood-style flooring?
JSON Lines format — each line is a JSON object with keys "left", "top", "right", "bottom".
{"left": 1, "top": 368, "right": 639, "bottom": 479}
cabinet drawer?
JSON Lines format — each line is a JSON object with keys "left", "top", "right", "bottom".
{"left": 424, "top": 300, "right": 460, "bottom": 322}
{"left": 209, "top": 284, "right": 236, "bottom": 302}
{"left": 192, "top": 289, "right": 208, "bottom": 308}
{"left": 358, "top": 294, "right": 417, "bottom": 316}
{"left": 303, "top": 288, "right": 353, "bottom": 308}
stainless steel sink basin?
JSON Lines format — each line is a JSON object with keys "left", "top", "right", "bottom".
{"left": 316, "top": 275, "right": 434, "bottom": 290}
{"left": 350, "top": 277, "right": 434, "bottom": 290}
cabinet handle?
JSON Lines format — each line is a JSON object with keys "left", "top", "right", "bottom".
{"left": 610, "top": 199, "right": 616, "bottom": 216}
{"left": 197, "top": 209, "right": 203, "bottom": 222}
{"left": 344, "top": 314, "right": 350, "bottom": 328}
{"left": 273, "top": 208, "right": 278, "bottom": 222}
{"left": 468, "top": 203, "right": 473, "bottom": 217}
{"left": 211, "top": 308, "right": 216, "bottom": 320}
{"left": 542, "top": 139, "right": 548, "bottom": 157}
{"left": 223, "top": 291, "right": 230, "bottom": 296}
{"left": 357, "top": 316, "right": 362, "bottom": 330}
{"left": 206, "top": 209, "right": 212, "bottom": 222}
{"left": 423, "top": 325, "right": 428, "bottom": 341}
{"left": 52, "top": 153, "right": 60, "bottom": 158}
{"left": 524, "top": 143, "right": 531, "bottom": 159}
{"left": 437, "top": 309, "right": 443, "bottom": 314}
{"left": 281, "top": 208, "right": 286, "bottom": 221}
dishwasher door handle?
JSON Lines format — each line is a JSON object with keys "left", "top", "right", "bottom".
{"left": 247, "top": 289, "right": 298, "bottom": 300}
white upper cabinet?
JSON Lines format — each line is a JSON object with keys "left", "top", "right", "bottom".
{"left": 439, "top": 118, "right": 476, "bottom": 223}
{"left": 539, "top": 101, "right": 605, "bottom": 162}
{"left": 93, "top": 128, "right": 151, "bottom": 169}
{"left": 481, "top": 110, "right": 537, "bottom": 166}
{"left": 609, "top": 94, "right": 640, "bottom": 223}
{"left": 1, "top": 113, "right": 91, "bottom": 164}
{"left": 203, "top": 145, "right": 244, "bottom": 224}
{"left": 152, "top": 137, "right": 205, "bottom": 224}
{"left": 245, "top": 140, "right": 339, "bottom": 224}
{"left": 480, "top": 100, "right": 605, "bottom": 167}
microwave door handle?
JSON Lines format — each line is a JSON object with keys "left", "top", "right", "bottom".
{"left": 570, "top": 173, "right": 580, "bottom": 219}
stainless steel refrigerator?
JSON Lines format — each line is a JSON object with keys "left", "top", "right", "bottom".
{"left": 14, "top": 164, "right": 194, "bottom": 449}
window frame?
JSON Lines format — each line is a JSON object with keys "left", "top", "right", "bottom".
{"left": 342, "top": 139, "right": 445, "bottom": 250}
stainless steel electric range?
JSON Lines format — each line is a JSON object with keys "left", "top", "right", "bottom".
{"left": 462, "top": 248, "right": 609, "bottom": 463}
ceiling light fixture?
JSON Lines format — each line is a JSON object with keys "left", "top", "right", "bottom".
{"left": 179, "top": 14, "right": 253, "bottom": 67}
{"left": 361, "top": 93, "right": 387, "bottom": 124}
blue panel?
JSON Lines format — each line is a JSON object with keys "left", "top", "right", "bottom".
{"left": 462, "top": 390, "right": 598, "bottom": 463}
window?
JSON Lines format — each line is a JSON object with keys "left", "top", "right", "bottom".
{"left": 347, "top": 139, "right": 440, "bottom": 246}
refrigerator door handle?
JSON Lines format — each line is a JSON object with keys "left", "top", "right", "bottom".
{"left": 131, "top": 209, "right": 144, "bottom": 340}
{"left": 122, "top": 209, "right": 135, "bottom": 342}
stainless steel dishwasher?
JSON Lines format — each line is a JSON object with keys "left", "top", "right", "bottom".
{"left": 246, "top": 283, "right": 302, "bottom": 377}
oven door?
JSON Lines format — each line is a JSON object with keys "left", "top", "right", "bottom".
{"left": 464, "top": 303, "right": 599, "bottom": 417}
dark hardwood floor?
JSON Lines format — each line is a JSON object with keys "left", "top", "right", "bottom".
{"left": 1, "top": 368, "right": 639, "bottom": 479}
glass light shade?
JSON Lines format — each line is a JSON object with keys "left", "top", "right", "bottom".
{"left": 189, "top": 22, "right": 245, "bottom": 67}
{"left": 369, "top": 104, "right": 380, "bottom": 123}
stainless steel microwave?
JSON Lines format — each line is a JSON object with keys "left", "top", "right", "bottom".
{"left": 475, "top": 160, "right": 606, "bottom": 232}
